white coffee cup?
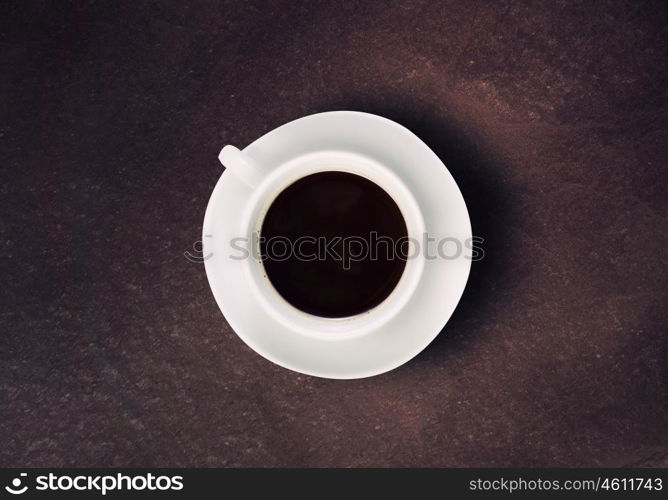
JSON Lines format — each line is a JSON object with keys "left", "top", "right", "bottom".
{"left": 218, "top": 146, "right": 426, "bottom": 340}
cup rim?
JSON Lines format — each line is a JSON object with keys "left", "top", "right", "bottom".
{"left": 238, "top": 150, "right": 426, "bottom": 341}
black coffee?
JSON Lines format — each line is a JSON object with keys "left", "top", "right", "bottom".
{"left": 260, "top": 171, "right": 408, "bottom": 318}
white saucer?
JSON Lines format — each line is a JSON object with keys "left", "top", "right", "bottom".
{"left": 203, "top": 111, "right": 471, "bottom": 379}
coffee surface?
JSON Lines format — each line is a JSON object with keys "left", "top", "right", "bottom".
{"left": 260, "top": 171, "right": 408, "bottom": 318}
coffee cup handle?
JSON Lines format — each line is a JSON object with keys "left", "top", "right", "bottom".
{"left": 218, "top": 145, "right": 264, "bottom": 189}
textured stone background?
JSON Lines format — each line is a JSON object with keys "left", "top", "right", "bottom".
{"left": 1, "top": 0, "right": 666, "bottom": 467}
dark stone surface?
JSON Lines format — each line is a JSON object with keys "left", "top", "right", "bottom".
{"left": 1, "top": 0, "right": 666, "bottom": 467}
